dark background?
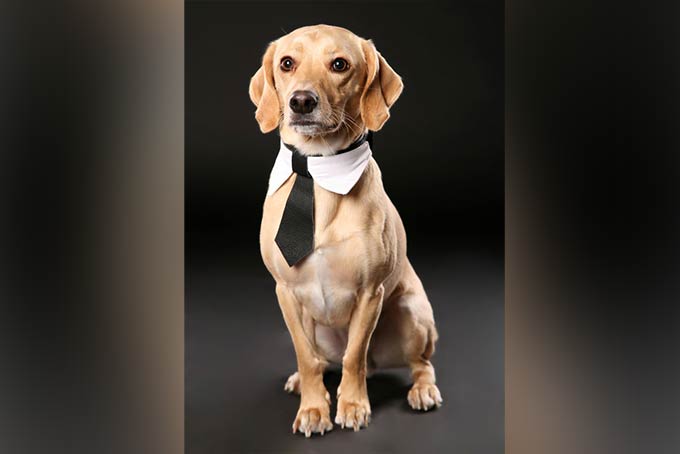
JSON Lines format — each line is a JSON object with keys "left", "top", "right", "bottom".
{"left": 187, "top": 1, "right": 504, "bottom": 453}
{"left": 2, "top": 1, "right": 680, "bottom": 453}
{"left": 187, "top": 1, "right": 503, "bottom": 257}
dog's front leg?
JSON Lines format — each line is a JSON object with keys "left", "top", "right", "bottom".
{"left": 275, "top": 284, "right": 332, "bottom": 437}
{"left": 335, "top": 285, "right": 384, "bottom": 431}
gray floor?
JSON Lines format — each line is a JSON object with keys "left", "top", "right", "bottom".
{"left": 186, "top": 248, "right": 504, "bottom": 453}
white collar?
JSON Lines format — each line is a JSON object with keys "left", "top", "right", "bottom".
{"left": 267, "top": 140, "right": 372, "bottom": 196}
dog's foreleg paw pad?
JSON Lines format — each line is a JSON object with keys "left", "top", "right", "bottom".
{"left": 334, "top": 399, "right": 371, "bottom": 431}
{"left": 293, "top": 406, "right": 333, "bottom": 437}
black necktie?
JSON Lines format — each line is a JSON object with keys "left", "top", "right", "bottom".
{"left": 274, "top": 132, "right": 372, "bottom": 267}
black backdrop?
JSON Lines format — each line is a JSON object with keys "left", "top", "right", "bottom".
{"left": 187, "top": 1, "right": 504, "bottom": 452}
{"left": 187, "top": 1, "right": 503, "bottom": 261}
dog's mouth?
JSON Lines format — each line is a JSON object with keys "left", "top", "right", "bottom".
{"left": 289, "top": 118, "right": 338, "bottom": 136}
{"left": 290, "top": 119, "right": 323, "bottom": 127}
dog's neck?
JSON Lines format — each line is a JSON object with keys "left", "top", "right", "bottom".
{"left": 280, "top": 129, "right": 369, "bottom": 157}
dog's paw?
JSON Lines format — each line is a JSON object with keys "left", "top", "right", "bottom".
{"left": 292, "top": 404, "right": 333, "bottom": 438}
{"left": 335, "top": 397, "right": 371, "bottom": 431}
{"left": 284, "top": 371, "right": 300, "bottom": 394}
{"left": 407, "top": 383, "right": 443, "bottom": 411}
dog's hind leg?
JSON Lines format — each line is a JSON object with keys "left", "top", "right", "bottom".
{"left": 369, "top": 275, "right": 443, "bottom": 411}
{"left": 406, "top": 321, "right": 442, "bottom": 411}
{"left": 284, "top": 371, "right": 301, "bottom": 394}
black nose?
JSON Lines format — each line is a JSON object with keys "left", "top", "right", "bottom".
{"left": 289, "top": 90, "right": 318, "bottom": 114}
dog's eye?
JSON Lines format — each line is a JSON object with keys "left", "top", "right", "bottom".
{"left": 280, "top": 57, "right": 295, "bottom": 72}
{"left": 331, "top": 58, "right": 349, "bottom": 72}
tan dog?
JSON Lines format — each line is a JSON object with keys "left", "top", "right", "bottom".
{"left": 249, "top": 25, "right": 441, "bottom": 437}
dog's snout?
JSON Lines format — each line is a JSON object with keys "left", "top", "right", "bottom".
{"left": 289, "top": 90, "right": 318, "bottom": 114}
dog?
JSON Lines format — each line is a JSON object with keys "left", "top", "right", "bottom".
{"left": 249, "top": 24, "right": 441, "bottom": 437}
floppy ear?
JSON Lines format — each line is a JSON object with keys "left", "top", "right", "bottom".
{"left": 360, "top": 40, "right": 404, "bottom": 131}
{"left": 249, "top": 42, "right": 280, "bottom": 133}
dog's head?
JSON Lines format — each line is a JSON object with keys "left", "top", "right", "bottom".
{"left": 249, "top": 25, "right": 403, "bottom": 154}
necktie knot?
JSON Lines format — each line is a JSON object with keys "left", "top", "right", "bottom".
{"left": 291, "top": 149, "right": 312, "bottom": 178}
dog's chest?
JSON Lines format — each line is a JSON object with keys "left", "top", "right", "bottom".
{"left": 289, "top": 239, "right": 362, "bottom": 327}
{"left": 261, "top": 164, "right": 388, "bottom": 327}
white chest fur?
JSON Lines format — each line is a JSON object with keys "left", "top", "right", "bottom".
{"left": 286, "top": 242, "right": 360, "bottom": 328}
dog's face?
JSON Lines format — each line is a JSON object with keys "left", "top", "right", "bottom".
{"left": 249, "top": 25, "right": 403, "bottom": 153}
